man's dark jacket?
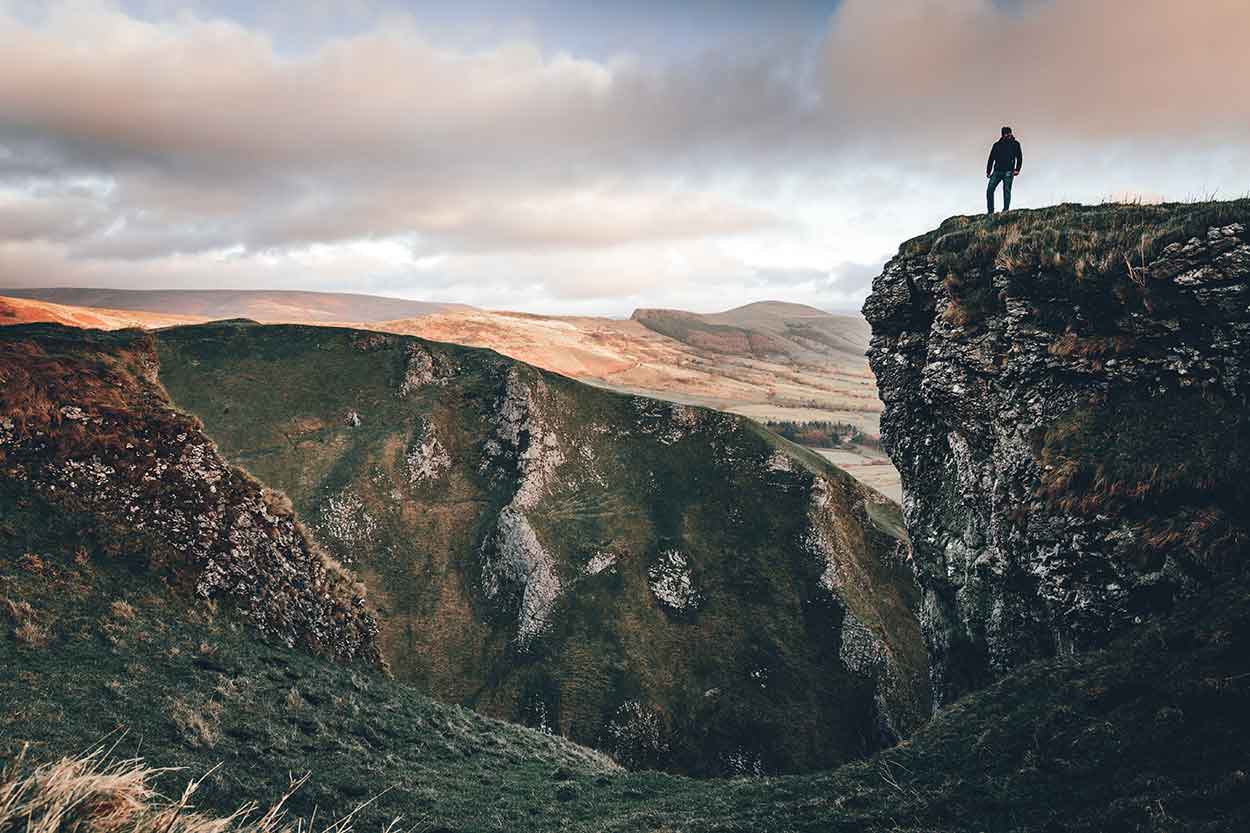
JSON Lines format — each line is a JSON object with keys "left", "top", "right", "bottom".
{"left": 987, "top": 137, "right": 1023, "bottom": 176}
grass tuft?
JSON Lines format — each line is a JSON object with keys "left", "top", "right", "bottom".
{"left": 0, "top": 746, "right": 384, "bottom": 833}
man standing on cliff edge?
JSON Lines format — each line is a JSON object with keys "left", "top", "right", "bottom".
{"left": 986, "top": 126, "right": 1022, "bottom": 215}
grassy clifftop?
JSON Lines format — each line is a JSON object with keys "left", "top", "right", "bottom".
{"left": 894, "top": 200, "right": 1250, "bottom": 348}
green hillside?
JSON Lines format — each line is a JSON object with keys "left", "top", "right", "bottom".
{"left": 0, "top": 321, "right": 926, "bottom": 778}
{"left": 150, "top": 321, "right": 925, "bottom": 775}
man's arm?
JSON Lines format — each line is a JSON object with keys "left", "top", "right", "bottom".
{"left": 1014, "top": 142, "right": 1022, "bottom": 173}
{"left": 987, "top": 147, "right": 995, "bottom": 177}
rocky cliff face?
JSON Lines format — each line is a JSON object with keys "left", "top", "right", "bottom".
{"left": 0, "top": 326, "right": 381, "bottom": 664}
{"left": 864, "top": 201, "right": 1250, "bottom": 705}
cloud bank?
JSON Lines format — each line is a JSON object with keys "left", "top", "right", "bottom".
{"left": 1, "top": 0, "right": 1247, "bottom": 314}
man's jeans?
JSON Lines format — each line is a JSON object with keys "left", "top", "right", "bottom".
{"left": 987, "top": 171, "right": 1014, "bottom": 214}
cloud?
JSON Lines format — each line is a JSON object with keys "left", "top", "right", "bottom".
{"left": 0, "top": 3, "right": 806, "bottom": 259}
{"left": 1, "top": 1, "right": 1247, "bottom": 313}
{"left": 825, "top": 0, "right": 1250, "bottom": 151}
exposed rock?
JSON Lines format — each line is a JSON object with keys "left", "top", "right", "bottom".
{"left": 723, "top": 748, "right": 766, "bottom": 778}
{"left": 804, "top": 476, "right": 856, "bottom": 593}
{"left": 864, "top": 202, "right": 1250, "bottom": 705}
{"left": 478, "top": 366, "right": 565, "bottom": 646}
{"left": 631, "top": 398, "right": 720, "bottom": 446}
{"left": 605, "top": 700, "right": 670, "bottom": 770}
{"left": 399, "top": 342, "right": 456, "bottom": 395}
{"left": 766, "top": 450, "right": 794, "bottom": 472}
{"left": 319, "top": 488, "right": 378, "bottom": 553}
{"left": 582, "top": 551, "right": 617, "bottom": 576}
{"left": 481, "top": 506, "right": 561, "bottom": 645}
{"left": 647, "top": 549, "right": 701, "bottom": 612}
{"left": 405, "top": 421, "right": 452, "bottom": 485}
{"left": 350, "top": 331, "right": 391, "bottom": 351}
{"left": 804, "top": 473, "right": 922, "bottom": 738}
{"left": 838, "top": 611, "right": 887, "bottom": 679}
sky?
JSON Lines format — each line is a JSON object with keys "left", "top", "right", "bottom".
{"left": 1, "top": 0, "right": 1248, "bottom": 316}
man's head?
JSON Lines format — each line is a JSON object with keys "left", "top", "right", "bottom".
{"left": 1001, "top": 126, "right": 1014, "bottom": 139}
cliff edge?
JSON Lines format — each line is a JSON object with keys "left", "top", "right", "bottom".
{"left": 864, "top": 200, "right": 1250, "bottom": 705}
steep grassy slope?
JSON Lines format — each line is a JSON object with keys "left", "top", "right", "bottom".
{"left": 0, "top": 326, "right": 379, "bottom": 663}
{"left": 0, "top": 321, "right": 925, "bottom": 776}
{"left": 149, "top": 321, "right": 925, "bottom": 776}
{"left": 0, "top": 478, "right": 624, "bottom": 828}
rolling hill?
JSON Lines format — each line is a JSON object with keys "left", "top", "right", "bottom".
{"left": 632, "top": 301, "right": 871, "bottom": 367}
{"left": 0, "top": 294, "right": 205, "bottom": 330}
{"left": 1, "top": 288, "right": 459, "bottom": 323}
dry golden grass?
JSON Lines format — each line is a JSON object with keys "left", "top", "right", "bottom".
{"left": 110, "top": 601, "right": 137, "bottom": 622}
{"left": 167, "top": 698, "right": 223, "bottom": 750}
{"left": 3, "top": 598, "right": 51, "bottom": 649}
{"left": 1047, "top": 333, "right": 1138, "bottom": 359}
{"left": 0, "top": 746, "right": 390, "bottom": 833}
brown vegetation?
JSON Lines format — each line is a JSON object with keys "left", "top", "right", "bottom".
{"left": 0, "top": 747, "right": 372, "bottom": 833}
{"left": 4, "top": 597, "right": 50, "bottom": 648}
{"left": 168, "top": 697, "right": 223, "bottom": 750}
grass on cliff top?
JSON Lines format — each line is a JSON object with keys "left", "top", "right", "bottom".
{"left": 5, "top": 470, "right": 1250, "bottom": 832}
{"left": 893, "top": 199, "right": 1250, "bottom": 582}
{"left": 901, "top": 199, "right": 1250, "bottom": 329}
{"left": 901, "top": 198, "right": 1250, "bottom": 276}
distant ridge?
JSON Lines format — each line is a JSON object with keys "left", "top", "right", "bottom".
{"left": 1, "top": 288, "right": 462, "bottom": 323}
{"left": 631, "top": 300, "right": 870, "bottom": 364}
{"left": 0, "top": 294, "right": 205, "bottom": 329}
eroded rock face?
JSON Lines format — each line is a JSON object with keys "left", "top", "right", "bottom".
{"left": 399, "top": 342, "right": 456, "bottom": 395}
{"left": 404, "top": 420, "right": 451, "bottom": 485}
{"left": 647, "top": 549, "right": 701, "bottom": 612}
{"left": 478, "top": 366, "right": 564, "bottom": 646}
{"left": 0, "top": 332, "right": 381, "bottom": 664}
{"left": 864, "top": 204, "right": 1250, "bottom": 705}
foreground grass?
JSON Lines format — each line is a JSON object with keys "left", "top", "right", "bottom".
{"left": 0, "top": 747, "right": 376, "bottom": 833}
